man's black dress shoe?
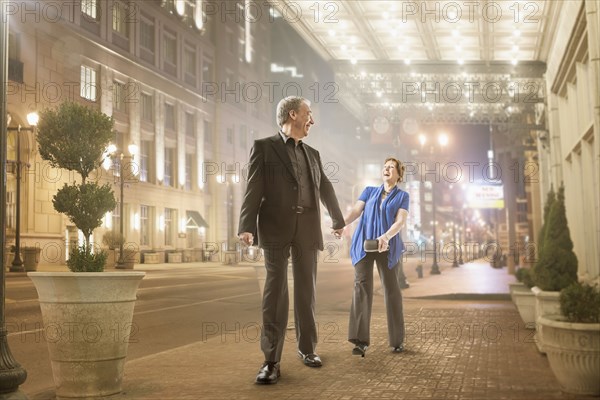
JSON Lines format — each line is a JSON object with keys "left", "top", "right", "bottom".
{"left": 392, "top": 344, "right": 404, "bottom": 353}
{"left": 297, "top": 351, "right": 322, "bottom": 367}
{"left": 255, "top": 361, "right": 280, "bottom": 384}
{"left": 352, "top": 343, "right": 368, "bottom": 357}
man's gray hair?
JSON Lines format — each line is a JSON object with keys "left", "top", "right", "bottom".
{"left": 276, "top": 96, "right": 310, "bottom": 127}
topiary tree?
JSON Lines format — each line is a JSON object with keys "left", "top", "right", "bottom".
{"left": 37, "top": 102, "right": 117, "bottom": 271}
{"left": 532, "top": 185, "right": 578, "bottom": 291}
{"left": 536, "top": 186, "right": 555, "bottom": 257}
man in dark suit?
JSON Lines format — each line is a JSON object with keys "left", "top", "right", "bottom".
{"left": 238, "top": 96, "right": 345, "bottom": 384}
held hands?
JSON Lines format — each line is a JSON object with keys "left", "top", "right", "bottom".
{"left": 238, "top": 232, "right": 254, "bottom": 246}
{"left": 331, "top": 228, "right": 344, "bottom": 239}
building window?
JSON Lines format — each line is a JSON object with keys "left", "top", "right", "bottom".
{"left": 6, "top": 191, "right": 15, "bottom": 230}
{"left": 140, "top": 14, "right": 155, "bottom": 51}
{"left": 185, "top": 154, "right": 193, "bottom": 191}
{"left": 8, "top": 32, "right": 18, "bottom": 60}
{"left": 112, "top": 1, "right": 128, "bottom": 37}
{"left": 239, "top": 125, "right": 247, "bottom": 148}
{"left": 164, "top": 103, "right": 175, "bottom": 131}
{"left": 164, "top": 208, "right": 174, "bottom": 246}
{"left": 185, "top": 112, "right": 195, "bottom": 139}
{"left": 113, "top": 81, "right": 127, "bottom": 113}
{"left": 81, "top": 0, "right": 97, "bottom": 19}
{"left": 140, "top": 205, "right": 150, "bottom": 246}
{"left": 164, "top": 148, "right": 174, "bottom": 187}
{"left": 227, "top": 28, "right": 235, "bottom": 54}
{"left": 112, "top": 202, "right": 121, "bottom": 234}
{"left": 202, "top": 56, "right": 213, "bottom": 83}
{"left": 163, "top": 30, "right": 177, "bottom": 66}
{"left": 184, "top": 45, "right": 196, "bottom": 78}
{"left": 238, "top": 2, "right": 248, "bottom": 63}
{"left": 80, "top": 65, "right": 97, "bottom": 101}
{"left": 7, "top": 32, "right": 22, "bottom": 82}
{"left": 141, "top": 93, "right": 153, "bottom": 122}
{"left": 226, "top": 127, "right": 233, "bottom": 145}
{"left": 140, "top": 140, "right": 151, "bottom": 182}
{"left": 204, "top": 119, "right": 212, "bottom": 145}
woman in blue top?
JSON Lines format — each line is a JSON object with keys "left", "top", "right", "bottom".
{"left": 343, "top": 157, "right": 409, "bottom": 357}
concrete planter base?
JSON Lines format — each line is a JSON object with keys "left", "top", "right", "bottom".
{"left": 167, "top": 252, "right": 183, "bottom": 263}
{"left": 509, "top": 282, "right": 529, "bottom": 303}
{"left": 513, "top": 289, "right": 536, "bottom": 329}
{"left": 532, "top": 287, "right": 561, "bottom": 353}
{"left": 539, "top": 315, "right": 600, "bottom": 396}
{"left": 28, "top": 272, "right": 145, "bottom": 398}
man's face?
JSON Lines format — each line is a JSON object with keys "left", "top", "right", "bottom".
{"left": 291, "top": 101, "right": 315, "bottom": 137}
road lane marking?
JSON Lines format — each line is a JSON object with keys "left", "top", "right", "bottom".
{"left": 134, "top": 292, "right": 260, "bottom": 315}
{"left": 6, "top": 291, "right": 261, "bottom": 338}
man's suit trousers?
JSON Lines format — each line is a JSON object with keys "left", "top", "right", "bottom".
{"left": 260, "top": 209, "right": 320, "bottom": 362}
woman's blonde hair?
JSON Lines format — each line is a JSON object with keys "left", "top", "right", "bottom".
{"left": 385, "top": 157, "right": 405, "bottom": 183}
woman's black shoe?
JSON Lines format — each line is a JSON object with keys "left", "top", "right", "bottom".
{"left": 352, "top": 343, "right": 368, "bottom": 357}
{"left": 392, "top": 344, "right": 404, "bottom": 353}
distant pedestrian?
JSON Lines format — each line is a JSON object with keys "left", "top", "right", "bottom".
{"left": 342, "top": 157, "right": 409, "bottom": 356}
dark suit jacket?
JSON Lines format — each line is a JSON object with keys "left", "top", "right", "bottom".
{"left": 238, "top": 134, "right": 345, "bottom": 251}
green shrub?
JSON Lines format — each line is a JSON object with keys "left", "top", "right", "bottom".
{"left": 532, "top": 185, "right": 577, "bottom": 291}
{"left": 515, "top": 268, "right": 534, "bottom": 288}
{"left": 67, "top": 245, "right": 107, "bottom": 272}
{"left": 537, "top": 187, "right": 555, "bottom": 256}
{"left": 560, "top": 282, "right": 600, "bottom": 323}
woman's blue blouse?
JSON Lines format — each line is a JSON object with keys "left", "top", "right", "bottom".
{"left": 350, "top": 185, "right": 410, "bottom": 269}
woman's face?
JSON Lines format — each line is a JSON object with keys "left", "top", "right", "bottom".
{"left": 382, "top": 160, "right": 400, "bottom": 185}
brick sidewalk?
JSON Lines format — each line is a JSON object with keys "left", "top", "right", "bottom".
{"left": 28, "top": 258, "right": 586, "bottom": 400}
{"left": 102, "top": 299, "right": 585, "bottom": 400}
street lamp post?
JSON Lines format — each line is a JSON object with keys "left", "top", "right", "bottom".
{"left": 430, "top": 184, "right": 440, "bottom": 274}
{"left": 448, "top": 184, "right": 460, "bottom": 268}
{"left": 459, "top": 204, "right": 466, "bottom": 264}
{"left": 1, "top": 0, "right": 28, "bottom": 392}
{"left": 226, "top": 179, "right": 234, "bottom": 251}
{"left": 106, "top": 143, "right": 137, "bottom": 268}
{"left": 451, "top": 219, "right": 459, "bottom": 268}
{"left": 418, "top": 132, "right": 448, "bottom": 275}
{"left": 7, "top": 112, "right": 38, "bottom": 272}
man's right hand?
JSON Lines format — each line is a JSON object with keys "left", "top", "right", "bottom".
{"left": 239, "top": 232, "right": 254, "bottom": 246}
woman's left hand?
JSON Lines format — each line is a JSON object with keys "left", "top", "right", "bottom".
{"left": 376, "top": 235, "right": 389, "bottom": 252}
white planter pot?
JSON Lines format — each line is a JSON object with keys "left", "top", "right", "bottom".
{"left": 509, "top": 282, "right": 529, "bottom": 303}
{"left": 532, "top": 287, "right": 561, "bottom": 353}
{"left": 28, "top": 272, "right": 145, "bottom": 398}
{"left": 513, "top": 288, "right": 536, "bottom": 328}
{"left": 539, "top": 315, "right": 600, "bottom": 396}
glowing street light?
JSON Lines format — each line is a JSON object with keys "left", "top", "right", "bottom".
{"left": 418, "top": 132, "right": 449, "bottom": 274}
{"left": 105, "top": 142, "right": 138, "bottom": 268}
{"left": 7, "top": 111, "right": 38, "bottom": 271}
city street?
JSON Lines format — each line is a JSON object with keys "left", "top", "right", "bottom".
{"left": 5, "top": 257, "right": 593, "bottom": 399}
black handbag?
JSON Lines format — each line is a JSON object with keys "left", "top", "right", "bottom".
{"left": 364, "top": 239, "right": 379, "bottom": 252}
